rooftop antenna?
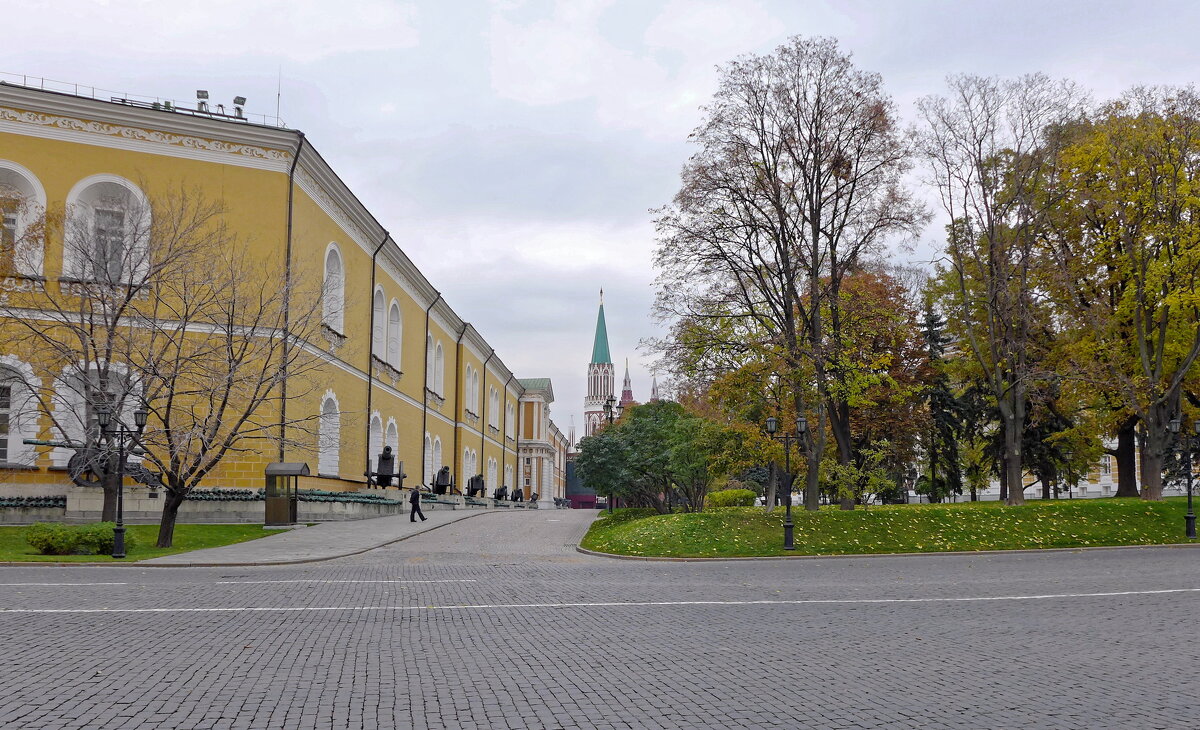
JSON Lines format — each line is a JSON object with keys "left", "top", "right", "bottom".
{"left": 276, "top": 66, "right": 282, "bottom": 121}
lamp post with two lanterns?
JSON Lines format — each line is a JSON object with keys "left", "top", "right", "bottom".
{"left": 765, "top": 414, "right": 807, "bottom": 551}
{"left": 94, "top": 402, "right": 148, "bottom": 559}
{"left": 1167, "top": 417, "right": 1199, "bottom": 540}
{"left": 602, "top": 394, "right": 621, "bottom": 514}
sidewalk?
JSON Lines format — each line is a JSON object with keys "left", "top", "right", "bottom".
{"left": 140, "top": 508, "right": 490, "bottom": 567}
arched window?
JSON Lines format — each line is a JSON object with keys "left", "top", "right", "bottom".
{"left": 463, "top": 447, "right": 471, "bottom": 477}
{"left": 0, "top": 161, "right": 46, "bottom": 277}
{"left": 432, "top": 437, "right": 443, "bottom": 477}
{"left": 489, "top": 388, "right": 499, "bottom": 428}
{"left": 385, "top": 418, "right": 399, "bottom": 453}
{"left": 387, "top": 300, "right": 402, "bottom": 369}
{"left": 434, "top": 342, "right": 445, "bottom": 395}
{"left": 472, "top": 370, "right": 480, "bottom": 413}
{"left": 64, "top": 174, "right": 150, "bottom": 283}
{"left": 50, "top": 362, "right": 136, "bottom": 467}
{"left": 422, "top": 433, "right": 433, "bottom": 485}
{"left": 318, "top": 391, "right": 340, "bottom": 476}
{"left": 425, "top": 335, "right": 434, "bottom": 390}
{"left": 322, "top": 244, "right": 344, "bottom": 332}
{"left": 505, "top": 402, "right": 514, "bottom": 438}
{"left": 463, "top": 365, "right": 473, "bottom": 413}
{"left": 487, "top": 458, "right": 497, "bottom": 489}
{"left": 0, "top": 356, "right": 39, "bottom": 466}
{"left": 369, "top": 412, "right": 383, "bottom": 460}
{"left": 371, "top": 288, "right": 385, "bottom": 358}
{"left": 504, "top": 464, "right": 513, "bottom": 489}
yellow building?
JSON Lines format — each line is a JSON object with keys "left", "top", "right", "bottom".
{"left": 517, "top": 379, "right": 569, "bottom": 504}
{"left": 0, "top": 80, "right": 567, "bottom": 501}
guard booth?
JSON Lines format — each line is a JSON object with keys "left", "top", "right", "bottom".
{"left": 265, "top": 462, "right": 309, "bottom": 526}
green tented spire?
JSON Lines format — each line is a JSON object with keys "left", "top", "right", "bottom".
{"left": 591, "top": 288, "right": 611, "bottom": 364}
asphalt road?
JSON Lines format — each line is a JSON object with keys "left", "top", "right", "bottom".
{"left": 1, "top": 510, "right": 1197, "bottom": 729}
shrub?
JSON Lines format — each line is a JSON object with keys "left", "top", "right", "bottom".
{"left": 25, "top": 523, "right": 81, "bottom": 555}
{"left": 77, "top": 522, "right": 137, "bottom": 554}
{"left": 706, "top": 488, "right": 756, "bottom": 509}
{"left": 24, "top": 522, "right": 137, "bottom": 555}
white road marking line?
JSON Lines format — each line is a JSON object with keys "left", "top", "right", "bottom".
{"left": 0, "top": 582, "right": 128, "bottom": 587}
{"left": 3, "top": 587, "right": 1196, "bottom": 614}
{"left": 214, "top": 579, "right": 478, "bottom": 585}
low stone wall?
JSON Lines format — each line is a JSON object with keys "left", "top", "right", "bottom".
{"left": 0, "top": 485, "right": 560, "bottom": 524}
{"left": 0, "top": 506, "right": 68, "bottom": 525}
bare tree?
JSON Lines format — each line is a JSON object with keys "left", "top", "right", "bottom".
{"left": 654, "top": 36, "right": 923, "bottom": 511}
{"left": 3, "top": 186, "right": 326, "bottom": 545}
{"left": 916, "top": 74, "right": 1088, "bottom": 505}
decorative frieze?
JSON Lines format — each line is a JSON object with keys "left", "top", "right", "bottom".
{"left": 0, "top": 106, "right": 292, "bottom": 164}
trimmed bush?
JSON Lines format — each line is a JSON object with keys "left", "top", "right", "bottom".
{"left": 706, "top": 488, "right": 757, "bottom": 509}
{"left": 24, "top": 523, "right": 81, "bottom": 555}
{"left": 24, "top": 522, "right": 138, "bottom": 555}
{"left": 77, "top": 522, "right": 137, "bottom": 554}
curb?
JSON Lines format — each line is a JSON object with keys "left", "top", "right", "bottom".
{"left": 0, "top": 510, "right": 499, "bottom": 569}
{"left": 575, "top": 540, "right": 1200, "bottom": 562}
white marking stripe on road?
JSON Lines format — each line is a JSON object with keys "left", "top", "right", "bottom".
{"left": 0, "top": 582, "right": 128, "bottom": 587}
{"left": 3, "top": 587, "right": 1197, "bottom": 613}
{"left": 214, "top": 579, "right": 478, "bottom": 585}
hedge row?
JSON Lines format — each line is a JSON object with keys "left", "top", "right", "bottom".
{"left": 25, "top": 522, "right": 137, "bottom": 555}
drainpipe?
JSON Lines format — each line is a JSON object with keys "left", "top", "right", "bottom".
{"left": 419, "top": 292, "right": 442, "bottom": 485}
{"left": 364, "top": 232, "right": 390, "bottom": 483}
{"left": 479, "top": 348, "right": 496, "bottom": 486}
{"left": 451, "top": 322, "right": 469, "bottom": 491}
{"left": 500, "top": 372, "right": 514, "bottom": 495}
{"left": 279, "top": 131, "right": 305, "bottom": 461}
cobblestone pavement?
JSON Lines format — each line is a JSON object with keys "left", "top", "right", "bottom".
{"left": 1, "top": 509, "right": 1198, "bottom": 729}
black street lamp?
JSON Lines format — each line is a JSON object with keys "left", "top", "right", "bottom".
{"left": 603, "top": 394, "right": 616, "bottom": 513}
{"left": 1168, "top": 418, "right": 1198, "bottom": 540}
{"left": 96, "top": 402, "right": 149, "bottom": 559}
{"left": 766, "top": 414, "right": 806, "bottom": 551}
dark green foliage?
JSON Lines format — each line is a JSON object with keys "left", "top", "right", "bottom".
{"left": 920, "top": 304, "right": 964, "bottom": 502}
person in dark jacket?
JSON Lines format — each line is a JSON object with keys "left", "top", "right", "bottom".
{"left": 409, "top": 487, "right": 427, "bottom": 522}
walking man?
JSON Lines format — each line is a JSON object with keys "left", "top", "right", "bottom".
{"left": 409, "top": 486, "right": 427, "bottom": 522}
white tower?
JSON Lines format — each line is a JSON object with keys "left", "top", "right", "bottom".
{"left": 584, "top": 289, "right": 615, "bottom": 437}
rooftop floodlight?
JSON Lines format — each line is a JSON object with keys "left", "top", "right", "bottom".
{"left": 196, "top": 90, "right": 209, "bottom": 100}
{"left": 233, "top": 95, "right": 246, "bottom": 106}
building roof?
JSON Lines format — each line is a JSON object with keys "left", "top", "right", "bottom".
{"left": 591, "top": 296, "right": 611, "bottom": 364}
{"left": 518, "top": 378, "right": 551, "bottom": 391}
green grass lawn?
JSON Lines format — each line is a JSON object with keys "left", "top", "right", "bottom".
{"left": 580, "top": 498, "right": 1199, "bottom": 558}
{"left": 0, "top": 523, "right": 273, "bottom": 563}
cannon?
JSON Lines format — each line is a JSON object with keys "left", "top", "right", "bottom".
{"left": 365, "top": 446, "right": 405, "bottom": 488}
{"left": 466, "top": 474, "right": 487, "bottom": 498}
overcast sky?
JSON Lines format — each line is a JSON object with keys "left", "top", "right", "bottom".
{"left": 7, "top": 0, "right": 1200, "bottom": 439}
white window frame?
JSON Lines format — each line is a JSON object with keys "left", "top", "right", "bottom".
{"left": 318, "top": 390, "right": 341, "bottom": 476}
{"left": 387, "top": 300, "right": 402, "bottom": 369}
{"left": 322, "top": 244, "right": 344, "bottom": 333}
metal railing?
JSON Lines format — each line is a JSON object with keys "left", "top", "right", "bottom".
{"left": 0, "top": 71, "right": 288, "bottom": 128}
